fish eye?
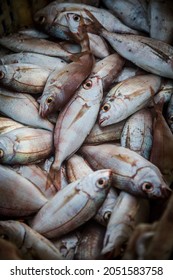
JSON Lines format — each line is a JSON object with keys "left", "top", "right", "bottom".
{"left": 142, "top": 182, "right": 154, "bottom": 192}
{"left": 73, "top": 14, "right": 80, "bottom": 22}
{"left": 0, "top": 149, "right": 4, "bottom": 159}
{"left": 169, "top": 115, "right": 173, "bottom": 122}
{"left": 38, "top": 16, "right": 45, "bottom": 24}
{"left": 102, "top": 103, "right": 110, "bottom": 112}
{"left": 96, "top": 178, "right": 106, "bottom": 188}
{"left": 46, "top": 96, "right": 54, "bottom": 104}
{"left": 103, "top": 211, "right": 111, "bottom": 222}
{"left": 83, "top": 79, "right": 92, "bottom": 90}
{"left": 0, "top": 71, "right": 5, "bottom": 79}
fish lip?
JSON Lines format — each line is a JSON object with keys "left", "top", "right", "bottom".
{"left": 99, "top": 116, "right": 109, "bottom": 126}
{"left": 39, "top": 104, "right": 48, "bottom": 118}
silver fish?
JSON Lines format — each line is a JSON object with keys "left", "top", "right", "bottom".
{"left": 0, "top": 88, "right": 53, "bottom": 131}
{"left": 0, "top": 221, "right": 63, "bottom": 260}
{"left": 121, "top": 108, "right": 153, "bottom": 159}
{"left": 0, "top": 117, "right": 24, "bottom": 135}
{"left": 114, "top": 67, "right": 146, "bottom": 83}
{"left": 30, "top": 169, "right": 112, "bottom": 239}
{"left": 0, "top": 127, "right": 53, "bottom": 165}
{"left": 0, "top": 64, "right": 50, "bottom": 94}
{"left": 80, "top": 144, "right": 170, "bottom": 198}
{"left": 99, "top": 74, "right": 161, "bottom": 126}
{"left": 18, "top": 28, "right": 49, "bottom": 39}
{"left": 0, "top": 164, "right": 47, "bottom": 217}
{"left": 102, "top": 0, "right": 149, "bottom": 33}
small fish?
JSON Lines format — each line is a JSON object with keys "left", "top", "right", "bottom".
{"left": 0, "top": 88, "right": 53, "bottom": 131}
{"left": 150, "top": 100, "right": 173, "bottom": 186}
{"left": 39, "top": 13, "right": 94, "bottom": 117}
{"left": 0, "top": 64, "right": 50, "bottom": 94}
{"left": 99, "top": 74, "right": 161, "bottom": 126}
{"left": 0, "top": 220, "right": 63, "bottom": 259}
{"left": 30, "top": 169, "right": 112, "bottom": 239}
{"left": 0, "top": 127, "right": 53, "bottom": 165}
{"left": 121, "top": 108, "right": 153, "bottom": 159}
{"left": 0, "top": 165, "right": 47, "bottom": 217}
{"left": 80, "top": 144, "right": 171, "bottom": 198}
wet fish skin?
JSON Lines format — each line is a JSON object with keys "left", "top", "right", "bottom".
{"left": 30, "top": 169, "right": 112, "bottom": 239}
{"left": 0, "top": 52, "right": 67, "bottom": 71}
{"left": 99, "top": 74, "right": 161, "bottom": 126}
{"left": 0, "top": 221, "right": 63, "bottom": 260}
{"left": 114, "top": 67, "right": 146, "bottom": 83}
{"left": 0, "top": 165, "right": 47, "bottom": 217}
{"left": 52, "top": 76, "right": 103, "bottom": 171}
{"left": 0, "top": 127, "right": 53, "bottom": 165}
{"left": 121, "top": 109, "right": 153, "bottom": 160}
{"left": 0, "top": 64, "right": 50, "bottom": 94}
{"left": 0, "top": 117, "right": 24, "bottom": 135}
{"left": 148, "top": 0, "right": 173, "bottom": 44}
{"left": 0, "top": 88, "right": 53, "bottom": 131}
{"left": 75, "top": 221, "right": 105, "bottom": 260}
{"left": 102, "top": 191, "right": 149, "bottom": 255}
{"left": 102, "top": 0, "right": 149, "bottom": 33}
{"left": 80, "top": 144, "right": 170, "bottom": 199}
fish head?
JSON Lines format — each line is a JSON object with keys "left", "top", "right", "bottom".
{"left": 39, "top": 93, "right": 57, "bottom": 118}
{"left": 99, "top": 99, "right": 114, "bottom": 127}
{"left": 135, "top": 166, "right": 171, "bottom": 199}
{"left": 0, "top": 136, "right": 14, "bottom": 164}
{"left": 34, "top": 2, "right": 58, "bottom": 30}
{"left": 80, "top": 76, "right": 103, "bottom": 101}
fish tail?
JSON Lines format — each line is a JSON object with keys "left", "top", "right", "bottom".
{"left": 46, "top": 165, "right": 61, "bottom": 191}
{"left": 84, "top": 9, "right": 104, "bottom": 35}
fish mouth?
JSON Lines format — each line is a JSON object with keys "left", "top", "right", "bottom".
{"left": 39, "top": 104, "right": 48, "bottom": 118}
{"left": 99, "top": 116, "right": 109, "bottom": 126}
{"left": 161, "top": 185, "right": 172, "bottom": 198}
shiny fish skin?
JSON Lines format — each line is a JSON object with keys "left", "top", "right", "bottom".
{"left": 114, "top": 67, "right": 146, "bottom": 83}
{"left": 0, "top": 34, "right": 73, "bottom": 61}
{"left": 0, "top": 127, "right": 53, "bottom": 165}
{"left": 85, "top": 11, "right": 173, "bottom": 78}
{"left": 167, "top": 94, "right": 173, "bottom": 133}
{"left": 0, "top": 221, "right": 63, "bottom": 260}
{"left": 84, "top": 121, "right": 125, "bottom": 145}
{"left": 0, "top": 52, "right": 67, "bottom": 71}
{"left": 99, "top": 75, "right": 161, "bottom": 126}
{"left": 0, "top": 64, "right": 50, "bottom": 94}
{"left": 75, "top": 221, "right": 105, "bottom": 260}
{"left": 52, "top": 76, "right": 103, "bottom": 171}
{"left": 102, "top": 0, "right": 149, "bottom": 33}
{"left": 34, "top": 2, "right": 139, "bottom": 40}
{"left": 0, "top": 165, "right": 47, "bottom": 217}
{"left": 0, "top": 117, "right": 24, "bottom": 135}
{"left": 151, "top": 79, "right": 173, "bottom": 106}
{"left": 66, "top": 154, "right": 118, "bottom": 226}
{"left": 91, "top": 53, "right": 125, "bottom": 91}
{"left": 80, "top": 144, "right": 170, "bottom": 198}
{"left": 121, "top": 109, "right": 153, "bottom": 159}
{"left": 148, "top": 0, "right": 173, "bottom": 44}
{"left": 18, "top": 28, "right": 49, "bottom": 39}
{"left": 102, "top": 192, "right": 149, "bottom": 255}
{"left": 13, "top": 165, "right": 57, "bottom": 200}
{"left": 0, "top": 88, "right": 53, "bottom": 131}
{"left": 30, "top": 169, "right": 112, "bottom": 239}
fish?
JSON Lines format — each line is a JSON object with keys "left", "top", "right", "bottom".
{"left": 0, "top": 52, "right": 67, "bottom": 71}
{"left": 102, "top": 0, "right": 149, "bottom": 33}
{"left": 99, "top": 74, "right": 161, "bottom": 126}
{"left": 80, "top": 144, "right": 171, "bottom": 198}
{"left": 84, "top": 120, "right": 125, "bottom": 145}
{"left": 114, "top": 67, "right": 146, "bottom": 83}
{"left": 39, "top": 13, "right": 94, "bottom": 117}
{"left": 149, "top": 79, "right": 173, "bottom": 106}
{"left": 51, "top": 75, "right": 103, "bottom": 172}
{"left": 0, "top": 164, "right": 47, "bottom": 217}
{"left": 150, "top": 100, "right": 173, "bottom": 186}
{"left": 0, "top": 117, "right": 24, "bottom": 135}
{"left": 102, "top": 192, "right": 149, "bottom": 255}
{"left": 34, "top": 2, "right": 139, "bottom": 40}
{"left": 0, "top": 63, "right": 50, "bottom": 94}
{"left": 18, "top": 27, "right": 49, "bottom": 39}
{"left": 91, "top": 53, "right": 125, "bottom": 91}
{"left": 0, "top": 239, "right": 22, "bottom": 260}
{"left": 30, "top": 169, "right": 112, "bottom": 239}
{"left": 0, "top": 127, "right": 53, "bottom": 165}
{"left": 121, "top": 109, "right": 153, "bottom": 159}
{"left": 0, "top": 33, "right": 74, "bottom": 61}
{"left": 167, "top": 93, "right": 173, "bottom": 133}
{"left": 0, "top": 220, "right": 63, "bottom": 259}
{"left": 0, "top": 88, "right": 53, "bottom": 131}
{"left": 75, "top": 221, "right": 105, "bottom": 259}
{"left": 85, "top": 10, "right": 173, "bottom": 79}
{"left": 148, "top": 0, "right": 173, "bottom": 44}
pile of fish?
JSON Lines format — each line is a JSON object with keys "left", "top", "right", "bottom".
{"left": 0, "top": 0, "right": 173, "bottom": 260}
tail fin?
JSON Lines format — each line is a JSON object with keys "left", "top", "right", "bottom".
{"left": 84, "top": 9, "right": 104, "bottom": 34}
{"left": 46, "top": 165, "right": 62, "bottom": 191}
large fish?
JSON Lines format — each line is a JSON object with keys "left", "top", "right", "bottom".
{"left": 80, "top": 144, "right": 170, "bottom": 198}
